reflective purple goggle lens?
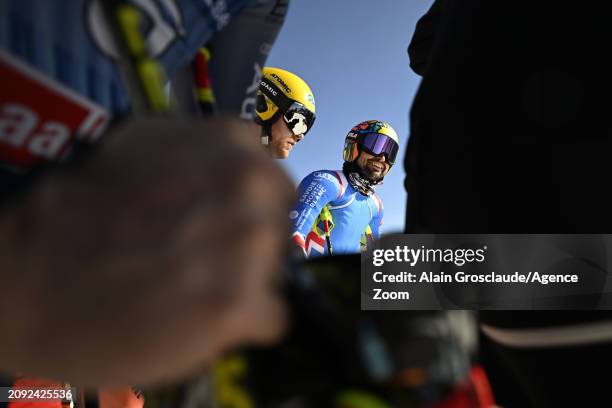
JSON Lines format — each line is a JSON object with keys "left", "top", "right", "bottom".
{"left": 359, "top": 133, "right": 399, "bottom": 164}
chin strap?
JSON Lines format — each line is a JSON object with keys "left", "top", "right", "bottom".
{"left": 260, "top": 125, "right": 271, "bottom": 146}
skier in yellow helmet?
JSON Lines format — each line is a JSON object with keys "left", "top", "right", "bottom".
{"left": 254, "top": 67, "right": 317, "bottom": 159}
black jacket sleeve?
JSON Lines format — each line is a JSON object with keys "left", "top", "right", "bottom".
{"left": 407, "top": 0, "right": 446, "bottom": 76}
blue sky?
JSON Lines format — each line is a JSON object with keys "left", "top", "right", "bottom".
{"left": 267, "top": 1, "right": 433, "bottom": 233}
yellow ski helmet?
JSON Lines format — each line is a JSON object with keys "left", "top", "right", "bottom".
{"left": 255, "top": 67, "right": 316, "bottom": 136}
{"left": 343, "top": 120, "right": 400, "bottom": 165}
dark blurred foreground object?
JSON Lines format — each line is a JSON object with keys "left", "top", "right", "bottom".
{"left": 0, "top": 0, "right": 293, "bottom": 393}
{"left": 407, "top": 1, "right": 612, "bottom": 406}
{"left": 145, "top": 254, "right": 493, "bottom": 408}
{"left": 0, "top": 118, "right": 292, "bottom": 386}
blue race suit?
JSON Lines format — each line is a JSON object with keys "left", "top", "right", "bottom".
{"left": 290, "top": 170, "right": 384, "bottom": 257}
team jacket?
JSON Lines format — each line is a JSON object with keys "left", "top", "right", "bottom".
{"left": 291, "top": 170, "right": 384, "bottom": 257}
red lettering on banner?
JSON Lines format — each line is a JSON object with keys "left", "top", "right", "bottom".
{"left": 0, "top": 51, "right": 110, "bottom": 168}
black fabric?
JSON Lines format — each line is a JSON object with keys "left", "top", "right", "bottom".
{"left": 208, "top": 0, "right": 290, "bottom": 119}
{"left": 480, "top": 333, "right": 612, "bottom": 408}
{"left": 406, "top": 1, "right": 612, "bottom": 235}
{"left": 407, "top": 0, "right": 448, "bottom": 76}
{"left": 237, "top": 255, "right": 473, "bottom": 407}
{"left": 406, "top": 2, "right": 612, "bottom": 406}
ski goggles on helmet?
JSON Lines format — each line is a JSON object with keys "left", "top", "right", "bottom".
{"left": 358, "top": 132, "right": 399, "bottom": 165}
{"left": 283, "top": 102, "right": 316, "bottom": 136}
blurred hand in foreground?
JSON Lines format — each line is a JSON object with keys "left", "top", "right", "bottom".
{"left": 0, "top": 118, "right": 293, "bottom": 386}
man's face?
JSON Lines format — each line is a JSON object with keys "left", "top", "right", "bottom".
{"left": 356, "top": 150, "right": 390, "bottom": 181}
{"left": 269, "top": 117, "right": 304, "bottom": 159}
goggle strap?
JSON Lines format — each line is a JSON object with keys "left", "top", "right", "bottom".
{"left": 259, "top": 78, "right": 293, "bottom": 112}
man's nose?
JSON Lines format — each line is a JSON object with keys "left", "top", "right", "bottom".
{"left": 294, "top": 134, "right": 304, "bottom": 142}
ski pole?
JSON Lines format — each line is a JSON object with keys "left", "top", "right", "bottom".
{"left": 323, "top": 219, "right": 333, "bottom": 256}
